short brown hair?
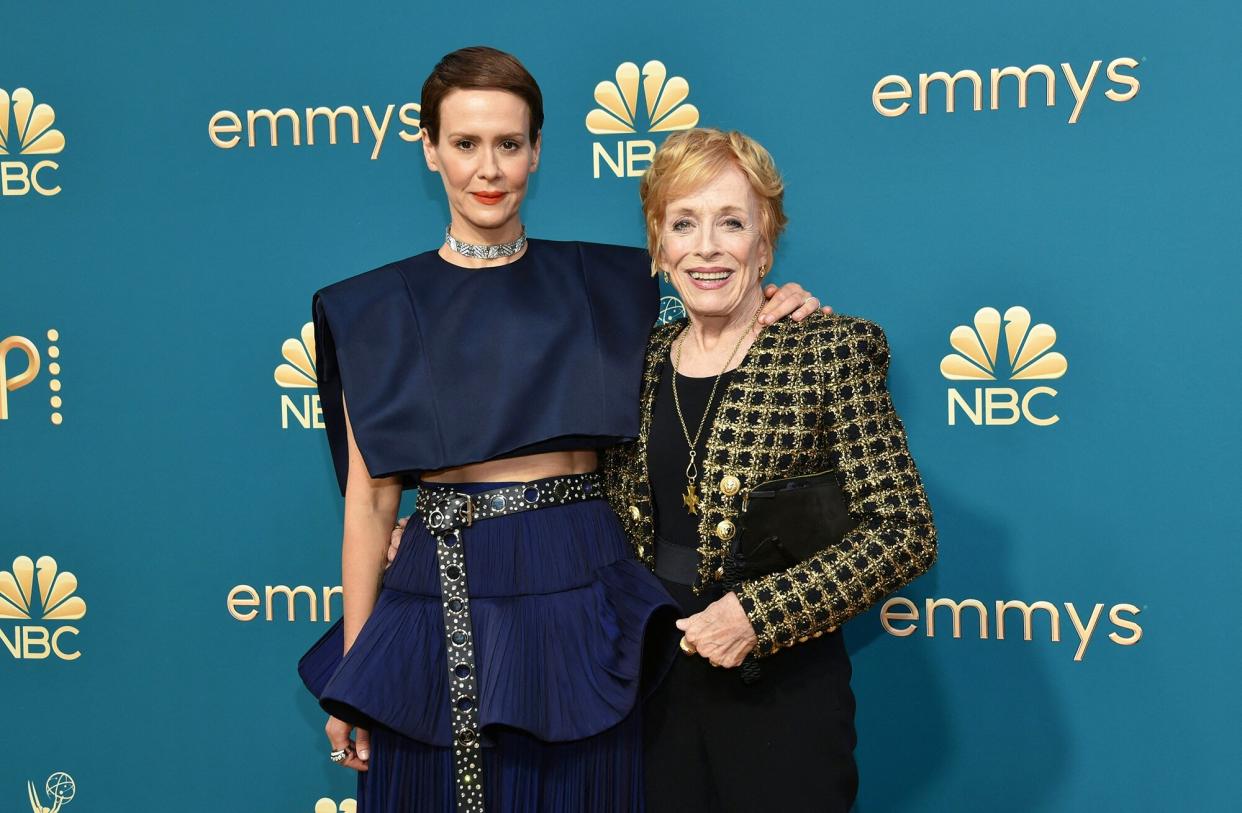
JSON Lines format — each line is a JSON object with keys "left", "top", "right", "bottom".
{"left": 420, "top": 46, "right": 544, "bottom": 143}
{"left": 639, "top": 128, "right": 788, "bottom": 276}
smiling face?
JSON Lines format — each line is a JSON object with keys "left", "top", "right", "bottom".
{"left": 422, "top": 88, "right": 541, "bottom": 244}
{"left": 659, "top": 164, "right": 771, "bottom": 321}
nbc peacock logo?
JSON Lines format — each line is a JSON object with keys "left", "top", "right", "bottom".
{"left": 586, "top": 61, "right": 700, "bottom": 179}
{"left": 1, "top": 88, "right": 65, "bottom": 197}
{"left": 275, "top": 321, "right": 323, "bottom": 430}
{"left": 940, "top": 306, "right": 1067, "bottom": 426}
{"left": 0, "top": 556, "right": 86, "bottom": 661}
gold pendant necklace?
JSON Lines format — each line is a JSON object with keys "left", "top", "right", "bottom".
{"left": 670, "top": 298, "right": 765, "bottom": 515}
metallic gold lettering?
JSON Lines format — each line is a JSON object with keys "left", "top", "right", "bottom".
{"left": 1065, "top": 601, "right": 1105, "bottom": 662}
{"left": 247, "top": 107, "right": 301, "bottom": 148}
{"left": 990, "top": 64, "right": 1055, "bottom": 110}
{"left": 226, "top": 584, "right": 260, "bottom": 621}
{"left": 995, "top": 599, "right": 1060, "bottom": 641}
{"left": 362, "top": 104, "right": 394, "bottom": 160}
{"left": 29, "top": 160, "right": 60, "bottom": 196}
{"left": 1022, "top": 386, "right": 1059, "bottom": 425}
{"left": 880, "top": 597, "right": 919, "bottom": 636}
{"left": 265, "top": 584, "right": 318, "bottom": 622}
{"left": 0, "top": 336, "right": 40, "bottom": 420}
{"left": 1061, "top": 60, "right": 1102, "bottom": 124}
{"left": 926, "top": 597, "right": 988, "bottom": 639}
{"left": 208, "top": 110, "right": 243, "bottom": 148}
{"left": 919, "top": 69, "right": 983, "bottom": 114}
{"left": 872, "top": 75, "right": 912, "bottom": 117}
{"left": 1108, "top": 603, "right": 1143, "bottom": 645}
{"left": 305, "top": 106, "right": 360, "bottom": 146}
{"left": 1105, "top": 58, "right": 1141, "bottom": 102}
{"left": 397, "top": 102, "right": 422, "bottom": 141}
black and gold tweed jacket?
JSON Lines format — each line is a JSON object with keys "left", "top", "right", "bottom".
{"left": 603, "top": 312, "right": 937, "bottom": 657}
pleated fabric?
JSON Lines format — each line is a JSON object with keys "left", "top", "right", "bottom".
{"left": 360, "top": 711, "right": 644, "bottom": 813}
{"left": 299, "top": 482, "right": 678, "bottom": 812}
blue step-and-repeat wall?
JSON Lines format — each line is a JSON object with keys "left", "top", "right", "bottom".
{"left": 3, "top": 1, "right": 1238, "bottom": 811}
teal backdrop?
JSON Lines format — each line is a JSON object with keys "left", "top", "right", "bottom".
{"left": 3, "top": 1, "right": 1238, "bottom": 811}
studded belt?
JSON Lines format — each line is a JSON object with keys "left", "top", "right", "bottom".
{"left": 413, "top": 471, "right": 603, "bottom": 812}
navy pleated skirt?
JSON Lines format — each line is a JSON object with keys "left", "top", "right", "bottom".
{"left": 299, "top": 482, "right": 679, "bottom": 812}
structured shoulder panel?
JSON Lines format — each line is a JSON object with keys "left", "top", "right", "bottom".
{"left": 312, "top": 240, "right": 657, "bottom": 494}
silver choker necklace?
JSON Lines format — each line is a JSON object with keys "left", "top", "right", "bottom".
{"left": 444, "top": 225, "right": 527, "bottom": 260}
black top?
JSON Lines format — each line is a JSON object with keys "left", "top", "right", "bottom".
{"left": 649, "top": 357, "right": 737, "bottom": 548}
{"left": 311, "top": 239, "right": 658, "bottom": 494}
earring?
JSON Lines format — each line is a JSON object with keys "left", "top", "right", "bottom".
{"left": 662, "top": 270, "right": 671, "bottom": 284}
{"left": 758, "top": 264, "right": 767, "bottom": 278}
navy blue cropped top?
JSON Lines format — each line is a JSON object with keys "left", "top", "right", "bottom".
{"left": 312, "top": 238, "right": 657, "bottom": 493}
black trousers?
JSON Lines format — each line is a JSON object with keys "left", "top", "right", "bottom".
{"left": 644, "top": 580, "right": 858, "bottom": 813}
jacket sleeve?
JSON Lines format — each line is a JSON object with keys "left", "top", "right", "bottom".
{"left": 736, "top": 320, "right": 938, "bottom": 657}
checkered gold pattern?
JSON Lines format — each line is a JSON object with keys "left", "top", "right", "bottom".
{"left": 604, "top": 312, "right": 937, "bottom": 657}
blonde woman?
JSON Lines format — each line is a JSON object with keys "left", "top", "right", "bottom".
{"left": 605, "top": 128, "right": 938, "bottom": 812}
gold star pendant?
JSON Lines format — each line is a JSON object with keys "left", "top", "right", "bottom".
{"left": 683, "top": 483, "right": 700, "bottom": 515}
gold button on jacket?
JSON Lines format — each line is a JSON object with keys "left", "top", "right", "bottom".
{"left": 603, "top": 312, "right": 938, "bottom": 659}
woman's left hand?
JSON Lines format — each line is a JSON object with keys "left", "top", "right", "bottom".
{"left": 676, "top": 592, "right": 758, "bottom": 668}
{"left": 758, "top": 281, "right": 831, "bottom": 331}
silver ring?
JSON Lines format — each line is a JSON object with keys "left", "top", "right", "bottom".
{"left": 329, "top": 748, "right": 349, "bottom": 764}
{"left": 802, "top": 295, "right": 817, "bottom": 307}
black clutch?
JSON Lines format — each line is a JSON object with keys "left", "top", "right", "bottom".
{"left": 725, "top": 470, "right": 858, "bottom": 684}
{"left": 732, "top": 470, "right": 858, "bottom": 580}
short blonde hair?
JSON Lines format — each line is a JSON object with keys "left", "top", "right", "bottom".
{"left": 639, "top": 128, "right": 788, "bottom": 277}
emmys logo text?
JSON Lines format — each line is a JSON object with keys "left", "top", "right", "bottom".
{"left": 275, "top": 322, "right": 323, "bottom": 430}
{"left": 1, "top": 88, "right": 65, "bottom": 197}
{"left": 228, "top": 583, "right": 342, "bottom": 622}
{"left": 940, "top": 306, "right": 1067, "bottom": 427}
{"left": 27, "top": 771, "right": 75, "bottom": 813}
{"left": 315, "top": 799, "right": 357, "bottom": 813}
{"left": 586, "top": 61, "right": 700, "bottom": 179}
{"left": 209, "top": 101, "right": 421, "bottom": 160}
{"left": 872, "top": 57, "right": 1140, "bottom": 123}
{"left": 881, "top": 596, "right": 1143, "bottom": 663}
{"left": 0, "top": 556, "right": 87, "bottom": 661}
{"left": 1, "top": 329, "right": 64, "bottom": 425}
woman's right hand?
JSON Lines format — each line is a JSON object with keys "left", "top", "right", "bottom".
{"left": 387, "top": 516, "right": 409, "bottom": 568}
{"left": 325, "top": 715, "right": 370, "bottom": 772}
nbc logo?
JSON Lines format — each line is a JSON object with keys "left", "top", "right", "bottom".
{"left": 1, "top": 88, "right": 64, "bottom": 197}
{"left": 0, "top": 556, "right": 86, "bottom": 661}
{"left": 586, "top": 61, "right": 700, "bottom": 178}
{"left": 275, "top": 322, "right": 323, "bottom": 430}
{"left": 940, "top": 306, "right": 1067, "bottom": 426}
{"left": 27, "top": 771, "right": 76, "bottom": 813}
{"left": 1, "top": 329, "right": 65, "bottom": 425}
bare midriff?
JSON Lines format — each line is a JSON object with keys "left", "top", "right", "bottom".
{"left": 420, "top": 449, "right": 599, "bottom": 485}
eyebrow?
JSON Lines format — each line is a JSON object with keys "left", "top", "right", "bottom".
{"left": 444, "top": 131, "right": 526, "bottom": 141}
{"left": 668, "top": 204, "right": 749, "bottom": 217}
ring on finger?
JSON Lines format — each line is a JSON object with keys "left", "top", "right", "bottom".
{"left": 802, "top": 295, "right": 817, "bottom": 307}
{"left": 679, "top": 636, "right": 697, "bottom": 656}
{"left": 329, "top": 747, "right": 350, "bottom": 764}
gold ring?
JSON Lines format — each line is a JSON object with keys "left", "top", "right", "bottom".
{"left": 678, "top": 636, "right": 696, "bottom": 655}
